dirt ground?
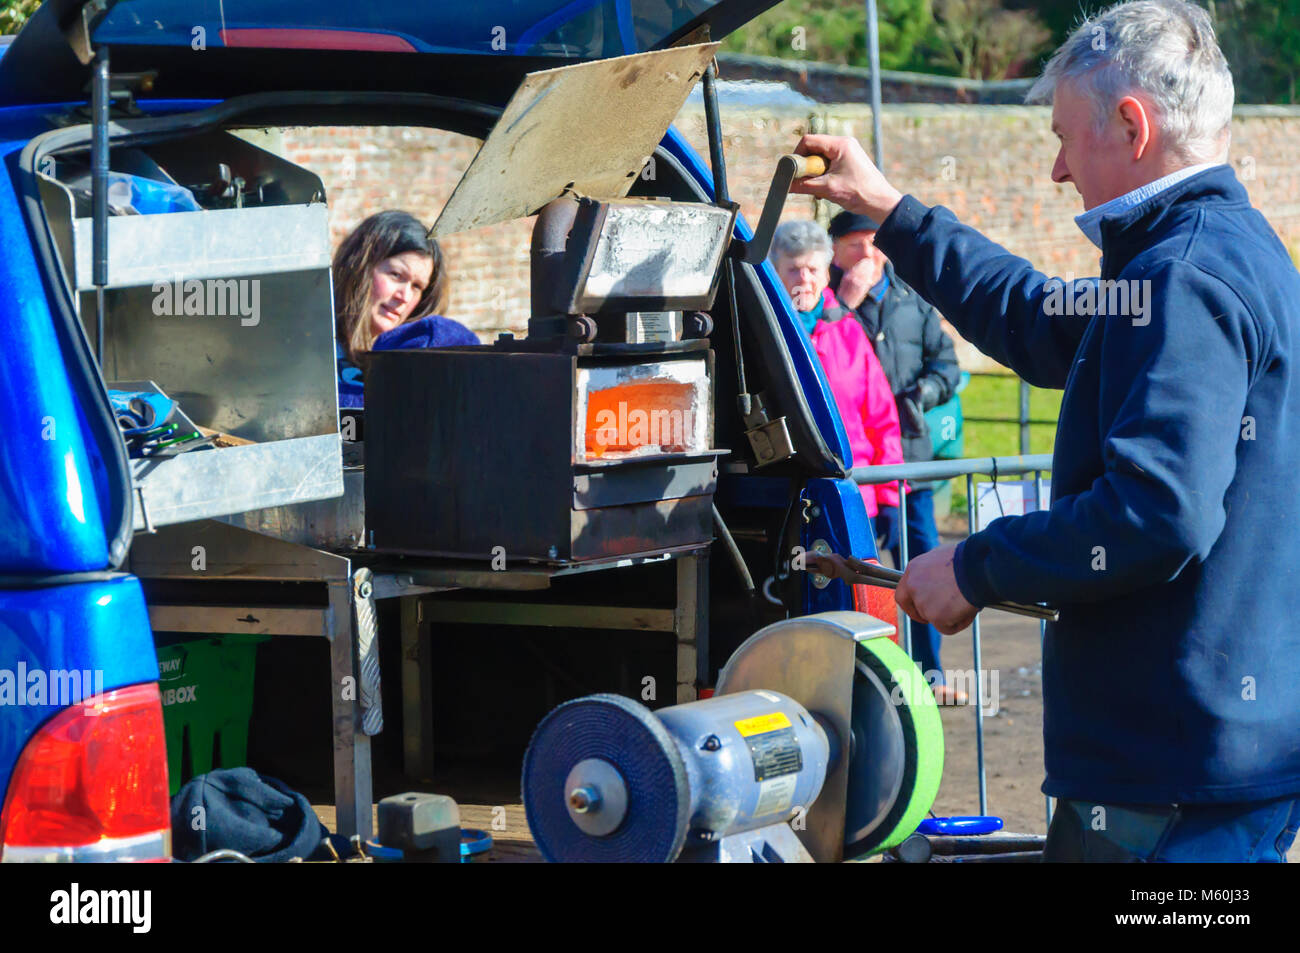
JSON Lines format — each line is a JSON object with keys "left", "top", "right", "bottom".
{"left": 925, "top": 610, "right": 1052, "bottom": 835}
{"left": 893, "top": 522, "right": 1056, "bottom": 836}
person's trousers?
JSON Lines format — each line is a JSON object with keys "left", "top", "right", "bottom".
{"left": 887, "top": 488, "right": 944, "bottom": 683}
{"left": 1043, "top": 796, "right": 1300, "bottom": 862}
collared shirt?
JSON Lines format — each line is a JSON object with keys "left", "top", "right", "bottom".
{"left": 865, "top": 271, "right": 890, "bottom": 302}
{"left": 1074, "top": 163, "right": 1223, "bottom": 248}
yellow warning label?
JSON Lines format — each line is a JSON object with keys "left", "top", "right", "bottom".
{"left": 734, "top": 711, "right": 792, "bottom": 737}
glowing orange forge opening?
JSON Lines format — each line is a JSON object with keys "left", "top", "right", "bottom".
{"left": 584, "top": 380, "right": 700, "bottom": 458}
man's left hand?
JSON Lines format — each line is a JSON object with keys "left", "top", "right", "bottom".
{"left": 836, "top": 258, "right": 879, "bottom": 310}
{"left": 896, "top": 543, "right": 979, "bottom": 635}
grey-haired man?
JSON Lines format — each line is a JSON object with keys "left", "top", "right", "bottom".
{"left": 802, "top": 0, "right": 1300, "bottom": 862}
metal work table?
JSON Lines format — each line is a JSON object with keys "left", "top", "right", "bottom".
{"left": 129, "top": 517, "right": 709, "bottom": 841}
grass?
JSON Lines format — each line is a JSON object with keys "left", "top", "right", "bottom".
{"left": 942, "top": 373, "right": 1062, "bottom": 518}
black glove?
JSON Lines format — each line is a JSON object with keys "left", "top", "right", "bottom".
{"left": 909, "top": 377, "right": 942, "bottom": 411}
{"left": 899, "top": 379, "right": 941, "bottom": 438}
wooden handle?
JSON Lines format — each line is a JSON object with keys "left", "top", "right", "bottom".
{"left": 789, "top": 154, "right": 828, "bottom": 179}
{"left": 197, "top": 425, "right": 257, "bottom": 448}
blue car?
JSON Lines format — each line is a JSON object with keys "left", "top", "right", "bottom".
{"left": 0, "top": 0, "right": 874, "bottom": 862}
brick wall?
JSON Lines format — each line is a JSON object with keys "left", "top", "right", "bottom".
{"left": 279, "top": 103, "right": 1300, "bottom": 370}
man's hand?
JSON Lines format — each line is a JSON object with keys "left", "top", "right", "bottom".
{"left": 789, "top": 134, "right": 904, "bottom": 224}
{"left": 895, "top": 543, "right": 979, "bottom": 635}
{"left": 835, "top": 257, "right": 880, "bottom": 310}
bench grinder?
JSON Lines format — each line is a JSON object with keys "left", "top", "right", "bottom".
{"left": 522, "top": 611, "right": 944, "bottom": 862}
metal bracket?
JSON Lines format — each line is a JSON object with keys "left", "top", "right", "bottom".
{"left": 809, "top": 538, "right": 832, "bottom": 589}
{"left": 134, "top": 484, "right": 155, "bottom": 534}
{"left": 353, "top": 567, "right": 383, "bottom": 736}
{"left": 742, "top": 393, "right": 795, "bottom": 467}
{"left": 65, "top": 0, "right": 111, "bottom": 66}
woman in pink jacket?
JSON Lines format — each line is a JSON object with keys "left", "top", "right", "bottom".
{"left": 770, "top": 220, "right": 903, "bottom": 519}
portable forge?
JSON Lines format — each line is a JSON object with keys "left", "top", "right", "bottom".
{"left": 365, "top": 194, "right": 734, "bottom": 563}
{"left": 361, "top": 46, "right": 830, "bottom": 567}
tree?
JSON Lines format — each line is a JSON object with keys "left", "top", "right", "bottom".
{"left": 722, "top": 0, "right": 935, "bottom": 72}
{"left": 0, "top": 0, "right": 39, "bottom": 36}
{"left": 1208, "top": 0, "right": 1300, "bottom": 103}
{"left": 1009, "top": 1, "right": 1300, "bottom": 104}
{"left": 923, "top": 0, "right": 1052, "bottom": 79}
{"left": 1004, "top": 0, "right": 1088, "bottom": 46}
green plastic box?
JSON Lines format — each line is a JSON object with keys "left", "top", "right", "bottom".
{"left": 154, "top": 634, "right": 268, "bottom": 795}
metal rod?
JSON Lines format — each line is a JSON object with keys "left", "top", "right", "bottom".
{"left": 927, "top": 834, "right": 1046, "bottom": 856}
{"left": 1034, "top": 467, "right": 1054, "bottom": 830}
{"left": 853, "top": 454, "right": 1052, "bottom": 485}
{"left": 702, "top": 62, "right": 749, "bottom": 403}
{"left": 91, "top": 46, "right": 110, "bottom": 366}
{"left": 896, "top": 478, "right": 911, "bottom": 659}
{"left": 865, "top": 0, "right": 884, "bottom": 168}
{"left": 963, "top": 417, "right": 1058, "bottom": 427}
{"left": 835, "top": 559, "right": 1059, "bottom": 622}
{"left": 1019, "top": 379, "right": 1031, "bottom": 455}
{"left": 967, "top": 472, "right": 988, "bottom": 815}
{"left": 702, "top": 62, "right": 729, "bottom": 206}
{"left": 712, "top": 503, "right": 755, "bottom": 593}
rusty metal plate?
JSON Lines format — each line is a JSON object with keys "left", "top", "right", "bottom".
{"left": 431, "top": 42, "right": 718, "bottom": 237}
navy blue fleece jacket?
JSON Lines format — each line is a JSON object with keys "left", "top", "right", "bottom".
{"left": 337, "top": 314, "right": 478, "bottom": 408}
{"left": 876, "top": 165, "right": 1300, "bottom": 803}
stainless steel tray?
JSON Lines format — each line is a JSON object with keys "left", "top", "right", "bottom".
{"left": 219, "top": 465, "right": 364, "bottom": 549}
{"left": 133, "top": 433, "right": 343, "bottom": 532}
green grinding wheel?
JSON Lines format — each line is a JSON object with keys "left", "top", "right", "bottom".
{"left": 844, "top": 637, "right": 944, "bottom": 858}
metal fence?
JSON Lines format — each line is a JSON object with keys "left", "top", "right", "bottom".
{"left": 850, "top": 452, "right": 1054, "bottom": 829}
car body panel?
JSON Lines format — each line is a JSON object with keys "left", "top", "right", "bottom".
{"left": 0, "top": 117, "right": 109, "bottom": 574}
{"left": 802, "top": 476, "right": 878, "bottom": 613}
{"left": 0, "top": 575, "right": 159, "bottom": 808}
{"left": 0, "top": 0, "right": 783, "bottom": 107}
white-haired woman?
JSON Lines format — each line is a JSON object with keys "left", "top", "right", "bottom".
{"left": 769, "top": 219, "right": 903, "bottom": 525}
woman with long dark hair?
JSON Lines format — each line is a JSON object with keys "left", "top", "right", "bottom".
{"left": 333, "top": 210, "right": 477, "bottom": 407}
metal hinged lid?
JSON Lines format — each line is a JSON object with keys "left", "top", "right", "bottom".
{"left": 431, "top": 42, "right": 718, "bottom": 237}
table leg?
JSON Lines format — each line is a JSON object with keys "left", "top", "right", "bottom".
{"left": 401, "top": 595, "right": 434, "bottom": 781}
{"left": 675, "top": 553, "right": 709, "bottom": 703}
{"left": 328, "top": 575, "right": 372, "bottom": 840}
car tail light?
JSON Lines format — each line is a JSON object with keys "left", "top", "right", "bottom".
{"left": 1, "top": 682, "right": 171, "bottom": 862}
